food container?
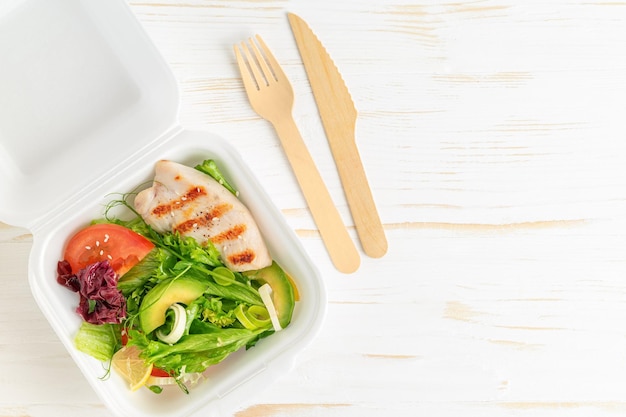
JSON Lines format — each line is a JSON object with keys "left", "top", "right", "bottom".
{"left": 0, "top": 1, "right": 327, "bottom": 416}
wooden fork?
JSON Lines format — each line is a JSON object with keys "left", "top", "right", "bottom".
{"left": 234, "top": 35, "right": 360, "bottom": 274}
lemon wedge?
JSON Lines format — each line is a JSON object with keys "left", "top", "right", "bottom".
{"left": 111, "top": 345, "right": 153, "bottom": 391}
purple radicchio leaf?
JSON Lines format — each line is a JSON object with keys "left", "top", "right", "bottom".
{"left": 57, "top": 260, "right": 127, "bottom": 325}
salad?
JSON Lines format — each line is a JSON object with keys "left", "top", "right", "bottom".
{"left": 56, "top": 159, "right": 297, "bottom": 393}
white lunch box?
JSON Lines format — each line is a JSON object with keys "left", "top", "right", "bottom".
{"left": 0, "top": 1, "right": 326, "bottom": 416}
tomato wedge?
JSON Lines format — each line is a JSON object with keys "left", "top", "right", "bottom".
{"left": 150, "top": 367, "right": 171, "bottom": 377}
{"left": 64, "top": 224, "right": 154, "bottom": 276}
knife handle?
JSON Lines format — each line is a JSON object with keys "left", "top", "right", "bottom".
{"left": 271, "top": 116, "right": 360, "bottom": 273}
{"left": 333, "top": 139, "right": 388, "bottom": 258}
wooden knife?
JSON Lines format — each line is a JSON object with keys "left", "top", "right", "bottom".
{"left": 288, "top": 13, "right": 388, "bottom": 258}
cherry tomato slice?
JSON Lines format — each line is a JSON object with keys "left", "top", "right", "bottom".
{"left": 150, "top": 367, "right": 171, "bottom": 377}
{"left": 64, "top": 224, "right": 154, "bottom": 276}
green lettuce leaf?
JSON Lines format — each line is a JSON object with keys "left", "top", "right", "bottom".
{"left": 74, "top": 322, "right": 121, "bottom": 362}
{"left": 130, "top": 327, "right": 264, "bottom": 374}
{"left": 194, "top": 159, "right": 237, "bottom": 195}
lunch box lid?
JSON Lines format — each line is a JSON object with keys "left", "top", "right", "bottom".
{"left": 0, "top": 0, "right": 180, "bottom": 229}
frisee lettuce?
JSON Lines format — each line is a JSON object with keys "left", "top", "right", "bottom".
{"left": 194, "top": 159, "right": 237, "bottom": 195}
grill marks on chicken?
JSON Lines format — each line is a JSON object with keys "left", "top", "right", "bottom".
{"left": 172, "top": 202, "right": 233, "bottom": 235}
{"left": 210, "top": 223, "right": 247, "bottom": 243}
{"left": 150, "top": 186, "right": 207, "bottom": 218}
{"left": 134, "top": 160, "right": 272, "bottom": 272}
{"left": 228, "top": 250, "right": 256, "bottom": 267}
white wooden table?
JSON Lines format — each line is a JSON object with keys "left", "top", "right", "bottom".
{"left": 2, "top": 1, "right": 626, "bottom": 416}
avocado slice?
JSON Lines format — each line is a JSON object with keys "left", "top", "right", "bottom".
{"left": 244, "top": 262, "right": 295, "bottom": 328}
{"left": 139, "top": 277, "right": 207, "bottom": 334}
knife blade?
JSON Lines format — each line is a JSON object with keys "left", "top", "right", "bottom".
{"left": 288, "top": 13, "right": 388, "bottom": 258}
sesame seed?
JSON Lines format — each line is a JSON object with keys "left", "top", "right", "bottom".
{"left": 181, "top": 196, "right": 187, "bottom": 201}
{"left": 99, "top": 250, "right": 104, "bottom": 256}
{"left": 192, "top": 223, "right": 198, "bottom": 228}
{"left": 107, "top": 254, "right": 113, "bottom": 260}
{"left": 175, "top": 201, "right": 181, "bottom": 205}
{"left": 96, "top": 240, "right": 100, "bottom": 247}
{"left": 212, "top": 217, "right": 219, "bottom": 222}
{"left": 235, "top": 191, "right": 240, "bottom": 197}
{"left": 85, "top": 246, "right": 91, "bottom": 250}
{"left": 104, "top": 234, "right": 110, "bottom": 243}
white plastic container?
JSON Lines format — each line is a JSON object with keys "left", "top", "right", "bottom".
{"left": 0, "top": 1, "right": 326, "bottom": 416}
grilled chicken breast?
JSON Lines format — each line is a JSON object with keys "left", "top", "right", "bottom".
{"left": 134, "top": 160, "right": 272, "bottom": 272}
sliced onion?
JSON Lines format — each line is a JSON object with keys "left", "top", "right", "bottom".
{"left": 247, "top": 305, "right": 271, "bottom": 328}
{"left": 156, "top": 303, "right": 187, "bottom": 344}
{"left": 212, "top": 266, "right": 236, "bottom": 286}
{"left": 258, "top": 283, "right": 282, "bottom": 332}
{"left": 235, "top": 304, "right": 257, "bottom": 330}
{"left": 146, "top": 375, "right": 176, "bottom": 386}
{"left": 235, "top": 304, "right": 271, "bottom": 330}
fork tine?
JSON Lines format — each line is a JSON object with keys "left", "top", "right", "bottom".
{"left": 233, "top": 43, "right": 258, "bottom": 94}
{"left": 241, "top": 39, "right": 269, "bottom": 89}
{"left": 254, "top": 34, "right": 288, "bottom": 83}
{"left": 249, "top": 36, "right": 276, "bottom": 84}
